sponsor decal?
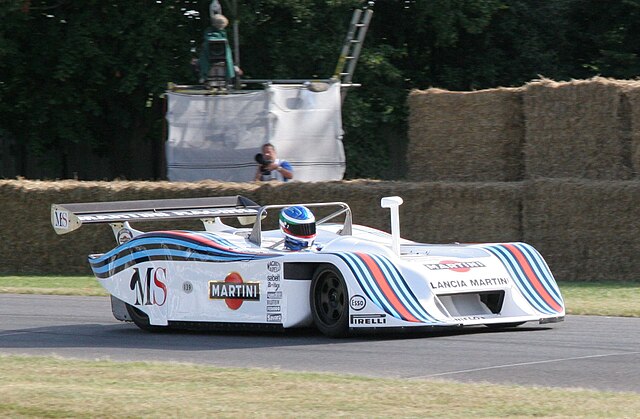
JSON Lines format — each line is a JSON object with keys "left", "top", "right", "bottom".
{"left": 425, "top": 260, "right": 486, "bottom": 272}
{"left": 267, "top": 265, "right": 282, "bottom": 310}
{"left": 209, "top": 272, "right": 260, "bottom": 310}
{"left": 267, "top": 313, "right": 282, "bottom": 322}
{"left": 453, "top": 316, "right": 486, "bottom": 321}
{"left": 117, "top": 228, "right": 133, "bottom": 245}
{"left": 182, "top": 281, "right": 193, "bottom": 294}
{"left": 77, "top": 208, "right": 256, "bottom": 222}
{"left": 350, "top": 314, "right": 386, "bottom": 325}
{"left": 130, "top": 267, "right": 167, "bottom": 306}
{"left": 267, "top": 273, "right": 281, "bottom": 290}
{"left": 430, "top": 280, "right": 468, "bottom": 290}
{"left": 430, "top": 277, "right": 510, "bottom": 290}
{"left": 267, "top": 261, "right": 281, "bottom": 272}
{"left": 267, "top": 274, "right": 280, "bottom": 281}
{"left": 80, "top": 212, "right": 172, "bottom": 222}
{"left": 469, "top": 277, "right": 509, "bottom": 287}
{"left": 349, "top": 295, "right": 366, "bottom": 311}
{"left": 266, "top": 278, "right": 282, "bottom": 316}
{"left": 53, "top": 209, "right": 69, "bottom": 229}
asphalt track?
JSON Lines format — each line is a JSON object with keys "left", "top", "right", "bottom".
{"left": 1, "top": 294, "right": 638, "bottom": 393}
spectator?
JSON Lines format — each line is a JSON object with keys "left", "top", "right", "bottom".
{"left": 254, "top": 143, "right": 293, "bottom": 182}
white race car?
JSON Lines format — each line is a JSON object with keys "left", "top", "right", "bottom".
{"left": 51, "top": 195, "right": 564, "bottom": 337}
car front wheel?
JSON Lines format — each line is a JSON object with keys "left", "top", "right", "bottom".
{"left": 310, "top": 265, "right": 349, "bottom": 337}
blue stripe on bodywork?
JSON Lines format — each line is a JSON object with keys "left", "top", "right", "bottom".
{"left": 485, "top": 245, "right": 553, "bottom": 313}
{"left": 338, "top": 252, "right": 400, "bottom": 319}
{"left": 370, "top": 253, "right": 438, "bottom": 323}
{"left": 516, "top": 243, "right": 563, "bottom": 303}
{"left": 332, "top": 252, "right": 440, "bottom": 324}
{"left": 89, "top": 232, "right": 278, "bottom": 278}
{"left": 482, "top": 243, "right": 562, "bottom": 314}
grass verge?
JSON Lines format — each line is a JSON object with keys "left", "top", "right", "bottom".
{"left": 1, "top": 354, "right": 639, "bottom": 417}
{"left": 559, "top": 281, "right": 640, "bottom": 317}
{"left": 0, "top": 276, "right": 106, "bottom": 296}
{"left": 1, "top": 276, "right": 638, "bottom": 317}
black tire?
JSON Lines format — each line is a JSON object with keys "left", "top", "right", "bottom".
{"left": 125, "top": 303, "right": 167, "bottom": 332}
{"left": 310, "top": 265, "right": 349, "bottom": 337}
{"left": 485, "top": 321, "right": 526, "bottom": 329}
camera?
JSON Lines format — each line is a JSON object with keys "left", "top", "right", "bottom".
{"left": 254, "top": 153, "right": 273, "bottom": 176}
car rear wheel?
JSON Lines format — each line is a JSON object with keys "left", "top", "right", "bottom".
{"left": 310, "top": 265, "right": 349, "bottom": 337}
{"left": 125, "top": 303, "right": 167, "bottom": 332}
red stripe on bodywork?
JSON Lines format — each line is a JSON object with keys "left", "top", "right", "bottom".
{"left": 503, "top": 244, "right": 562, "bottom": 312}
{"left": 355, "top": 252, "right": 420, "bottom": 322}
{"left": 162, "top": 231, "right": 254, "bottom": 254}
{"left": 162, "top": 231, "right": 228, "bottom": 248}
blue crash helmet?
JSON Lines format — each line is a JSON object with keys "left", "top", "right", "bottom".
{"left": 279, "top": 205, "right": 316, "bottom": 250}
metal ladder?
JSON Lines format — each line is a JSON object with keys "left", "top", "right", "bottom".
{"left": 333, "top": 8, "right": 373, "bottom": 87}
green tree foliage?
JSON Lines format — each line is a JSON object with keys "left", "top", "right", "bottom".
{"left": 1, "top": 0, "right": 639, "bottom": 180}
{"left": 232, "top": 0, "right": 362, "bottom": 80}
{"left": 0, "top": 0, "right": 197, "bottom": 178}
{"left": 563, "top": 0, "right": 640, "bottom": 78}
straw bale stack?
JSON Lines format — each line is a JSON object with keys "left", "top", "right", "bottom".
{"left": 255, "top": 180, "right": 521, "bottom": 244}
{"left": 523, "top": 78, "right": 633, "bottom": 180}
{"left": 0, "top": 180, "right": 259, "bottom": 274}
{"left": 3, "top": 178, "right": 636, "bottom": 280}
{"left": 0, "top": 180, "right": 521, "bottom": 274}
{"left": 407, "top": 87, "right": 524, "bottom": 182}
{"left": 392, "top": 181, "right": 522, "bottom": 244}
{"left": 619, "top": 81, "right": 640, "bottom": 177}
{"left": 523, "top": 179, "right": 640, "bottom": 281}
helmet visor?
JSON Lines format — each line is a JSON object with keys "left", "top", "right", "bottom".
{"left": 282, "top": 221, "right": 316, "bottom": 238}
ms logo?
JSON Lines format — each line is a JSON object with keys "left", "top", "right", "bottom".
{"left": 130, "top": 267, "right": 167, "bottom": 306}
{"left": 53, "top": 209, "right": 69, "bottom": 229}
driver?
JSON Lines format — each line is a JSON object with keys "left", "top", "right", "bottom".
{"left": 279, "top": 206, "right": 316, "bottom": 251}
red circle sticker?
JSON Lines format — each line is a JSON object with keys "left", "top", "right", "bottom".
{"left": 225, "top": 272, "right": 244, "bottom": 310}
{"left": 439, "top": 260, "right": 471, "bottom": 273}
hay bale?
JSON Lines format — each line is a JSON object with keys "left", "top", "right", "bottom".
{"left": 3, "top": 177, "right": 637, "bottom": 280}
{"left": 392, "top": 181, "right": 522, "bottom": 243}
{"left": 0, "top": 180, "right": 522, "bottom": 274}
{"left": 407, "top": 87, "right": 524, "bottom": 182}
{"left": 0, "top": 180, "right": 258, "bottom": 275}
{"left": 255, "top": 180, "right": 398, "bottom": 233}
{"left": 254, "top": 180, "right": 521, "bottom": 244}
{"left": 524, "top": 77, "right": 633, "bottom": 180}
{"left": 619, "top": 81, "right": 640, "bottom": 178}
{"left": 523, "top": 179, "right": 640, "bottom": 281}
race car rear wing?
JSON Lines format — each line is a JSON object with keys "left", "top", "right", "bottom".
{"left": 51, "top": 195, "right": 260, "bottom": 235}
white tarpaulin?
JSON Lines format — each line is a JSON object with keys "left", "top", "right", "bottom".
{"left": 165, "top": 82, "right": 345, "bottom": 182}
